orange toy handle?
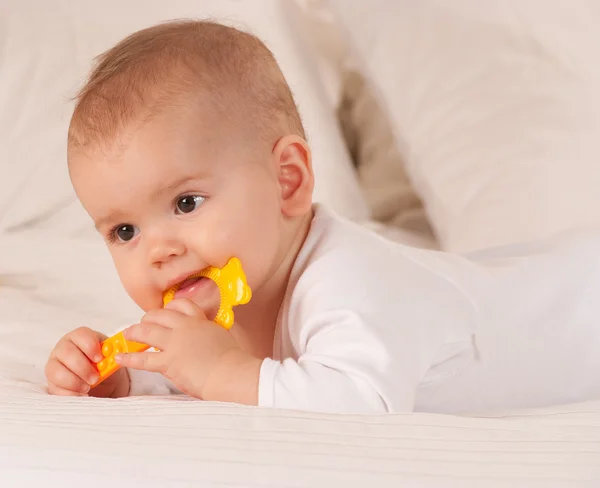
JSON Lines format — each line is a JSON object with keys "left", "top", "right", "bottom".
{"left": 92, "top": 332, "right": 150, "bottom": 387}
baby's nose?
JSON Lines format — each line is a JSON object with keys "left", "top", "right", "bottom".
{"left": 148, "top": 237, "right": 186, "bottom": 267}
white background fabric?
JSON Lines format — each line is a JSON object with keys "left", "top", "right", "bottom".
{"left": 0, "top": 0, "right": 370, "bottom": 236}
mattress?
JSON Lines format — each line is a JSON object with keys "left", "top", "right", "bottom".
{"left": 1, "top": 381, "right": 599, "bottom": 487}
{"left": 1, "top": 230, "right": 599, "bottom": 487}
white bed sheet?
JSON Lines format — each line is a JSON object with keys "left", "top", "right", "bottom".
{"left": 1, "top": 381, "right": 599, "bottom": 487}
{"left": 1, "top": 229, "right": 599, "bottom": 487}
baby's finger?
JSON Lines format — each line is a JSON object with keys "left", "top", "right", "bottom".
{"left": 115, "top": 351, "right": 163, "bottom": 373}
{"left": 47, "top": 382, "right": 88, "bottom": 397}
{"left": 45, "top": 359, "right": 90, "bottom": 394}
{"left": 123, "top": 323, "right": 170, "bottom": 350}
{"left": 165, "top": 298, "right": 207, "bottom": 318}
{"left": 69, "top": 327, "right": 103, "bottom": 363}
{"left": 141, "top": 308, "right": 183, "bottom": 328}
{"left": 55, "top": 343, "right": 99, "bottom": 386}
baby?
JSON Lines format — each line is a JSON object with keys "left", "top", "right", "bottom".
{"left": 44, "top": 20, "right": 600, "bottom": 414}
{"left": 44, "top": 20, "right": 478, "bottom": 412}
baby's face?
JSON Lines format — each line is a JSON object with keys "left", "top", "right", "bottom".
{"left": 70, "top": 107, "right": 287, "bottom": 315}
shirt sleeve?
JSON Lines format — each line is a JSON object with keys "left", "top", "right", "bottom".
{"left": 259, "top": 356, "right": 388, "bottom": 413}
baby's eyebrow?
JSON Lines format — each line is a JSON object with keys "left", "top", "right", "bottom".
{"left": 152, "top": 173, "right": 209, "bottom": 199}
{"left": 94, "top": 211, "right": 126, "bottom": 231}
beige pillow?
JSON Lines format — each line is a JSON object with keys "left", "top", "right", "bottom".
{"left": 291, "top": 0, "right": 437, "bottom": 247}
{"left": 338, "top": 71, "right": 436, "bottom": 240}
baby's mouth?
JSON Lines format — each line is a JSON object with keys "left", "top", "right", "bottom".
{"left": 176, "top": 276, "right": 205, "bottom": 292}
{"left": 173, "top": 275, "right": 209, "bottom": 299}
{"left": 162, "top": 273, "right": 220, "bottom": 320}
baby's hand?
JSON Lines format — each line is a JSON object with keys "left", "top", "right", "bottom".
{"left": 45, "top": 327, "right": 130, "bottom": 398}
{"left": 117, "top": 299, "right": 240, "bottom": 399}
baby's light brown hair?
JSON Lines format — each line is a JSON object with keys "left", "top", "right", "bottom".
{"left": 68, "top": 20, "right": 306, "bottom": 159}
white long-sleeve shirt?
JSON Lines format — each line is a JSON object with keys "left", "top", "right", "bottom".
{"left": 129, "top": 204, "right": 480, "bottom": 413}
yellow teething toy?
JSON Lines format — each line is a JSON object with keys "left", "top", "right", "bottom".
{"left": 161, "top": 257, "right": 251, "bottom": 329}
{"left": 92, "top": 257, "right": 251, "bottom": 386}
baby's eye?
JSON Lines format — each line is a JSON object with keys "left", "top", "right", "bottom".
{"left": 176, "top": 195, "right": 205, "bottom": 214}
{"left": 112, "top": 224, "right": 139, "bottom": 243}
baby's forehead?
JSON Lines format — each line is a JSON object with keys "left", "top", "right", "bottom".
{"left": 67, "top": 20, "right": 305, "bottom": 169}
{"left": 72, "top": 103, "right": 210, "bottom": 166}
{"left": 69, "top": 112, "right": 238, "bottom": 205}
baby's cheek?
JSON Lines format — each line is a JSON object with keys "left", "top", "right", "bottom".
{"left": 116, "top": 268, "right": 157, "bottom": 312}
{"left": 200, "top": 222, "right": 236, "bottom": 262}
{"left": 244, "top": 233, "right": 281, "bottom": 290}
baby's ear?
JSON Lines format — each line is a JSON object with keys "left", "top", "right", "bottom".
{"left": 271, "top": 135, "right": 314, "bottom": 217}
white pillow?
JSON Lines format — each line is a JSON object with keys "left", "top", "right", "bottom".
{"left": 0, "top": 0, "right": 369, "bottom": 236}
{"left": 327, "top": 0, "right": 600, "bottom": 252}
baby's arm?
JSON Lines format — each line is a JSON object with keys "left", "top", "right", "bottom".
{"left": 257, "top": 305, "right": 476, "bottom": 414}
{"left": 260, "top": 357, "right": 389, "bottom": 413}
{"left": 258, "top": 310, "right": 410, "bottom": 414}
{"left": 201, "top": 339, "right": 388, "bottom": 412}
{"left": 199, "top": 349, "right": 261, "bottom": 405}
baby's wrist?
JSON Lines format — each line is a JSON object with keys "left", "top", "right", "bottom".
{"left": 111, "top": 368, "right": 131, "bottom": 398}
{"left": 202, "top": 349, "right": 261, "bottom": 405}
